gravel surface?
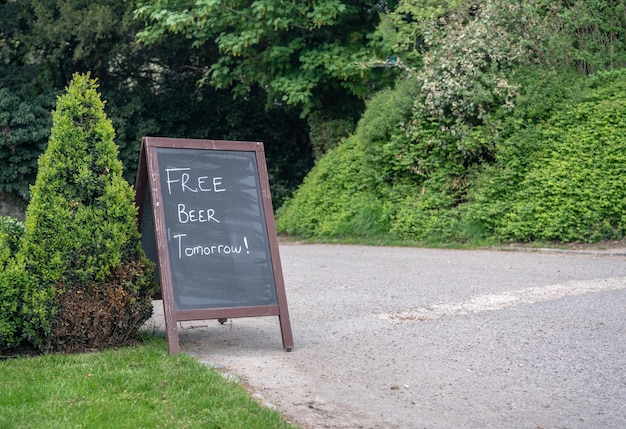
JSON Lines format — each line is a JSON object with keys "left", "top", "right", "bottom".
{"left": 145, "top": 243, "right": 626, "bottom": 428}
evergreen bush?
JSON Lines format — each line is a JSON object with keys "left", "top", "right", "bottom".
{"left": 0, "top": 216, "right": 26, "bottom": 349}
{"left": 15, "top": 73, "right": 156, "bottom": 352}
{"left": 0, "top": 216, "right": 24, "bottom": 266}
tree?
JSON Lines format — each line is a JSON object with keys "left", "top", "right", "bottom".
{"left": 135, "top": 0, "right": 397, "bottom": 157}
{"left": 359, "top": 0, "right": 574, "bottom": 195}
{"left": 0, "top": 0, "right": 57, "bottom": 205}
{"left": 1, "top": 0, "right": 313, "bottom": 209}
{"left": 136, "top": 0, "right": 394, "bottom": 112}
{"left": 16, "top": 73, "right": 156, "bottom": 352}
{"left": 560, "top": 0, "right": 626, "bottom": 74}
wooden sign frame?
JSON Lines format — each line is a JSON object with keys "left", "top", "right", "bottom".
{"left": 135, "top": 137, "right": 293, "bottom": 353}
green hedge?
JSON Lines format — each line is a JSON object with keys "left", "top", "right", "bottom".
{"left": 277, "top": 70, "right": 626, "bottom": 244}
{"left": 0, "top": 74, "right": 157, "bottom": 352}
{"left": 466, "top": 71, "right": 626, "bottom": 242}
{"left": 276, "top": 135, "right": 391, "bottom": 238}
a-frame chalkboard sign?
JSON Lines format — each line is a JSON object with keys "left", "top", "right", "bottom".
{"left": 135, "top": 137, "right": 293, "bottom": 353}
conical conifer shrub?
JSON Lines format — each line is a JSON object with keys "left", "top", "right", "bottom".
{"left": 18, "top": 73, "right": 156, "bottom": 352}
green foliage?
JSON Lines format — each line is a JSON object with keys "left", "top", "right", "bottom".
{"left": 0, "top": 216, "right": 25, "bottom": 264}
{"left": 472, "top": 71, "right": 626, "bottom": 242}
{"left": 412, "top": 0, "right": 564, "bottom": 136}
{"left": 560, "top": 0, "right": 626, "bottom": 74}
{"left": 389, "top": 182, "right": 462, "bottom": 242}
{"left": 135, "top": 0, "right": 393, "bottom": 114}
{"left": 0, "top": 217, "right": 26, "bottom": 348}
{"left": 278, "top": 65, "right": 626, "bottom": 244}
{"left": 4, "top": 0, "right": 626, "bottom": 247}
{"left": 307, "top": 110, "right": 358, "bottom": 160}
{"left": 358, "top": 78, "right": 418, "bottom": 189}
{"left": 1, "top": 0, "right": 312, "bottom": 210}
{"left": 454, "top": 67, "right": 587, "bottom": 240}
{"left": 0, "top": 88, "right": 52, "bottom": 201}
{"left": 360, "top": 0, "right": 574, "bottom": 211}
{"left": 277, "top": 0, "right": 626, "bottom": 245}
{"left": 379, "top": 0, "right": 465, "bottom": 64}
{"left": 12, "top": 73, "right": 156, "bottom": 352}
{"left": 0, "top": 259, "right": 33, "bottom": 350}
{"left": 277, "top": 78, "right": 420, "bottom": 238}
{"left": 402, "top": 68, "right": 626, "bottom": 243}
{"left": 134, "top": 0, "right": 397, "bottom": 162}
{"left": 276, "top": 136, "right": 390, "bottom": 238}
{"left": 27, "top": 0, "right": 134, "bottom": 79}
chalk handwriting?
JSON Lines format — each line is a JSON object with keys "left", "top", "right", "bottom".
{"left": 164, "top": 164, "right": 254, "bottom": 259}
{"left": 165, "top": 167, "right": 225, "bottom": 195}
{"left": 173, "top": 234, "right": 250, "bottom": 258}
{"left": 177, "top": 204, "right": 220, "bottom": 224}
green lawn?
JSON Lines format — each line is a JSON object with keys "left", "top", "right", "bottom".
{"left": 0, "top": 336, "right": 297, "bottom": 429}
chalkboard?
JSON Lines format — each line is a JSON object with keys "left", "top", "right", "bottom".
{"left": 135, "top": 137, "right": 293, "bottom": 353}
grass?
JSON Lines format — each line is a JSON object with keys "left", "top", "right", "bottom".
{"left": 0, "top": 335, "right": 297, "bottom": 429}
{"left": 281, "top": 233, "right": 500, "bottom": 250}
{"left": 281, "top": 233, "right": 626, "bottom": 252}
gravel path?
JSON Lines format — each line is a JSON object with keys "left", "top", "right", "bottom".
{"left": 145, "top": 244, "right": 626, "bottom": 428}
